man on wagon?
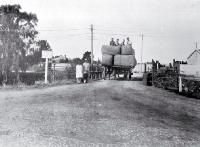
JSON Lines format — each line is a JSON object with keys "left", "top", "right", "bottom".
{"left": 110, "top": 38, "right": 116, "bottom": 46}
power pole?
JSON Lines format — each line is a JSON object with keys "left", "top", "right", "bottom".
{"left": 141, "top": 34, "right": 144, "bottom": 72}
{"left": 91, "top": 24, "right": 94, "bottom": 66}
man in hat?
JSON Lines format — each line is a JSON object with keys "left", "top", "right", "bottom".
{"left": 83, "top": 59, "right": 90, "bottom": 83}
{"left": 110, "top": 38, "right": 116, "bottom": 46}
{"left": 115, "top": 39, "right": 120, "bottom": 46}
{"left": 121, "top": 39, "right": 125, "bottom": 46}
{"left": 126, "top": 37, "right": 132, "bottom": 45}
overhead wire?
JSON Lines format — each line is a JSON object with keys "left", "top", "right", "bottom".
{"left": 37, "top": 28, "right": 89, "bottom": 32}
{"left": 0, "top": 25, "right": 195, "bottom": 39}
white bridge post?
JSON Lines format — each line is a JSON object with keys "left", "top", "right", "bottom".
{"left": 179, "top": 76, "right": 182, "bottom": 93}
{"left": 45, "top": 58, "right": 48, "bottom": 84}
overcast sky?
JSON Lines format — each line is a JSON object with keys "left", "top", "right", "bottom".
{"left": 1, "top": 0, "right": 200, "bottom": 63}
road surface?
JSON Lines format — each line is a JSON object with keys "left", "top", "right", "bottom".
{"left": 0, "top": 80, "right": 200, "bottom": 146}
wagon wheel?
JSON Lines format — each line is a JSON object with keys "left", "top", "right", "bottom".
{"left": 128, "top": 71, "right": 132, "bottom": 80}
{"left": 103, "top": 66, "right": 106, "bottom": 80}
{"left": 124, "top": 70, "right": 127, "bottom": 79}
{"left": 113, "top": 69, "right": 116, "bottom": 79}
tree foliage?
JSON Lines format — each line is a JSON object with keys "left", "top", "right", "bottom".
{"left": 82, "top": 51, "right": 91, "bottom": 63}
{"left": 70, "top": 58, "right": 83, "bottom": 65}
{"left": 0, "top": 4, "right": 38, "bottom": 84}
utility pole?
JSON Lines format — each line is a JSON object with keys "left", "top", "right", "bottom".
{"left": 90, "top": 24, "right": 94, "bottom": 79}
{"left": 91, "top": 24, "right": 94, "bottom": 66}
{"left": 141, "top": 34, "right": 144, "bottom": 72}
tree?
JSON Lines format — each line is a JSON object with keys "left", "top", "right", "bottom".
{"left": 0, "top": 4, "right": 38, "bottom": 84}
{"left": 35, "top": 40, "right": 51, "bottom": 63}
{"left": 82, "top": 51, "right": 91, "bottom": 63}
{"left": 59, "top": 58, "right": 69, "bottom": 63}
{"left": 70, "top": 58, "right": 83, "bottom": 65}
{"left": 37, "top": 40, "right": 51, "bottom": 51}
{"left": 23, "top": 40, "right": 52, "bottom": 70}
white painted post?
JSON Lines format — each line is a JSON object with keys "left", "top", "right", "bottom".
{"left": 45, "top": 58, "right": 48, "bottom": 84}
{"left": 179, "top": 76, "right": 182, "bottom": 93}
{"left": 42, "top": 50, "right": 52, "bottom": 84}
{"left": 157, "top": 62, "right": 159, "bottom": 70}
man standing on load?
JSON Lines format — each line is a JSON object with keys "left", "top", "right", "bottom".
{"left": 121, "top": 39, "right": 125, "bottom": 46}
{"left": 115, "top": 39, "right": 120, "bottom": 46}
{"left": 126, "top": 37, "right": 132, "bottom": 46}
{"left": 110, "top": 38, "right": 115, "bottom": 46}
{"left": 83, "top": 59, "right": 90, "bottom": 83}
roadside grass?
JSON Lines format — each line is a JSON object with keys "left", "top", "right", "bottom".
{"left": 0, "top": 79, "right": 76, "bottom": 91}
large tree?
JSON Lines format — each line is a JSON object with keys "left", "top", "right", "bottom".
{"left": 0, "top": 4, "right": 38, "bottom": 84}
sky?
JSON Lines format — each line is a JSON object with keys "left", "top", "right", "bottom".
{"left": 1, "top": 0, "right": 200, "bottom": 63}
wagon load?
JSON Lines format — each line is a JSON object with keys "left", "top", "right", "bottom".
{"left": 121, "top": 45, "right": 135, "bottom": 55}
{"left": 102, "top": 54, "right": 113, "bottom": 66}
{"left": 101, "top": 45, "right": 121, "bottom": 55}
{"left": 114, "top": 55, "right": 137, "bottom": 67}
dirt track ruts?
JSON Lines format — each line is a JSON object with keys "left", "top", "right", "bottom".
{"left": 0, "top": 80, "right": 200, "bottom": 146}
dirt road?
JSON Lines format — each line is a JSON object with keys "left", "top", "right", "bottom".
{"left": 0, "top": 80, "right": 200, "bottom": 146}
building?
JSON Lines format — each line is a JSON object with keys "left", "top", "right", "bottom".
{"left": 179, "top": 49, "right": 200, "bottom": 78}
{"left": 53, "top": 55, "right": 67, "bottom": 63}
{"left": 187, "top": 49, "right": 200, "bottom": 65}
{"left": 133, "top": 62, "right": 152, "bottom": 73}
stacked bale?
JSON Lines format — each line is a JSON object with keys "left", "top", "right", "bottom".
{"left": 101, "top": 45, "right": 121, "bottom": 55}
{"left": 114, "top": 45, "right": 137, "bottom": 67}
{"left": 101, "top": 45, "right": 121, "bottom": 66}
{"left": 101, "top": 44, "right": 137, "bottom": 67}
{"left": 121, "top": 44, "right": 134, "bottom": 55}
{"left": 102, "top": 54, "right": 113, "bottom": 66}
{"left": 114, "top": 55, "right": 136, "bottom": 67}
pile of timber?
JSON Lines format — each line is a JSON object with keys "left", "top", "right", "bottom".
{"left": 101, "top": 45, "right": 137, "bottom": 67}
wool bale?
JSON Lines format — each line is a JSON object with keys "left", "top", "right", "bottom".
{"left": 114, "top": 55, "right": 137, "bottom": 67}
{"left": 102, "top": 54, "right": 113, "bottom": 66}
{"left": 121, "top": 45, "right": 135, "bottom": 55}
{"left": 101, "top": 45, "right": 121, "bottom": 55}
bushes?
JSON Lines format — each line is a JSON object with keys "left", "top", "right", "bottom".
{"left": 52, "top": 64, "right": 76, "bottom": 81}
{"left": 66, "top": 64, "right": 76, "bottom": 79}
{"left": 0, "top": 64, "right": 76, "bottom": 86}
{"left": 19, "top": 72, "right": 44, "bottom": 85}
{"left": 0, "top": 72, "right": 44, "bottom": 85}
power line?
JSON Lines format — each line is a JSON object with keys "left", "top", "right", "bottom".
{"left": 0, "top": 25, "right": 196, "bottom": 39}
{"left": 36, "top": 28, "right": 88, "bottom": 32}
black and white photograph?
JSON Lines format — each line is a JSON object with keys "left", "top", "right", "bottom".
{"left": 0, "top": 0, "right": 200, "bottom": 146}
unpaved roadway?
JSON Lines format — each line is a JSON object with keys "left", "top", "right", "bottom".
{"left": 0, "top": 80, "right": 200, "bottom": 146}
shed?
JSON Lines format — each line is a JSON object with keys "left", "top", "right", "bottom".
{"left": 187, "top": 49, "right": 200, "bottom": 65}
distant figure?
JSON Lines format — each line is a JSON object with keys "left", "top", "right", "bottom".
{"left": 115, "top": 39, "right": 120, "bottom": 46}
{"left": 126, "top": 37, "right": 132, "bottom": 45}
{"left": 121, "top": 39, "right": 125, "bottom": 46}
{"left": 83, "top": 59, "right": 90, "bottom": 83}
{"left": 110, "top": 38, "right": 115, "bottom": 46}
{"left": 76, "top": 64, "right": 83, "bottom": 83}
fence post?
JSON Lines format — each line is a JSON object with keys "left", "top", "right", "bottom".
{"left": 53, "top": 63, "right": 55, "bottom": 82}
{"left": 45, "top": 58, "right": 48, "bottom": 84}
{"left": 179, "top": 76, "right": 182, "bottom": 92}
